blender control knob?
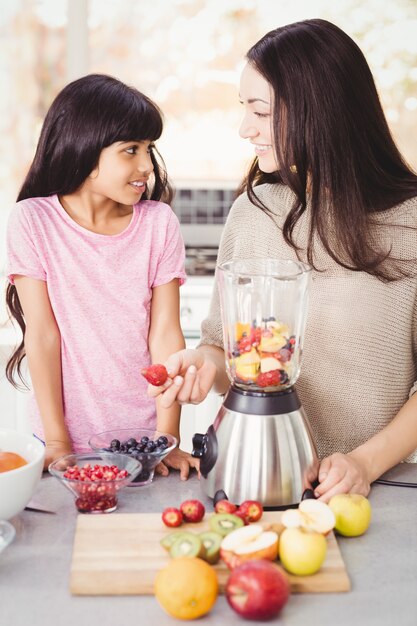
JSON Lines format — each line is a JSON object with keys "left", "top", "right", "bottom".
{"left": 191, "top": 433, "right": 206, "bottom": 458}
{"left": 301, "top": 488, "right": 316, "bottom": 500}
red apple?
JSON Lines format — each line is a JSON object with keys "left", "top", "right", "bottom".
{"left": 214, "top": 499, "right": 237, "bottom": 514}
{"left": 220, "top": 524, "right": 278, "bottom": 570}
{"left": 226, "top": 560, "right": 290, "bottom": 620}
{"left": 238, "top": 500, "right": 263, "bottom": 523}
{"left": 233, "top": 509, "right": 249, "bottom": 525}
{"left": 180, "top": 499, "right": 205, "bottom": 523}
{"left": 161, "top": 507, "right": 183, "bottom": 528}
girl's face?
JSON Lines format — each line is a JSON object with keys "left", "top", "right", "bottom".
{"left": 87, "top": 140, "right": 154, "bottom": 205}
{"left": 239, "top": 63, "right": 278, "bottom": 173}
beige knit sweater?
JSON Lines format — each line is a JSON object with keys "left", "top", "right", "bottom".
{"left": 200, "top": 184, "right": 417, "bottom": 462}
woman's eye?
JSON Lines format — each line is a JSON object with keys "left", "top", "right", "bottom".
{"left": 254, "top": 112, "right": 269, "bottom": 118}
{"left": 147, "top": 144, "right": 155, "bottom": 153}
{"left": 125, "top": 146, "right": 137, "bottom": 155}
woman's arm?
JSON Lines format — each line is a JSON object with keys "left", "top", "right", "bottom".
{"left": 314, "top": 392, "right": 417, "bottom": 502}
{"left": 13, "top": 276, "right": 71, "bottom": 468}
{"left": 147, "top": 344, "right": 228, "bottom": 408}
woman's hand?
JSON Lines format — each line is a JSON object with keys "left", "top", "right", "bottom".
{"left": 313, "top": 452, "right": 371, "bottom": 503}
{"left": 43, "top": 440, "right": 72, "bottom": 470}
{"left": 155, "top": 447, "right": 200, "bottom": 481}
{"left": 147, "top": 349, "right": 217, "bottom": 408}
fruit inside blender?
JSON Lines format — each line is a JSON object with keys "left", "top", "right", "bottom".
{"left": 229, "top": 317, "right": 296, "bottom": 391}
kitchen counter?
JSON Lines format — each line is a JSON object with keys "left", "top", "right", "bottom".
{"left": 2, "top": 464, "right": 417, "bottom": 626}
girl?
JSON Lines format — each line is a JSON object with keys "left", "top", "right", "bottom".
{"left": 150, "top": 19, "right": 417, "bottom": 500}
{"left": 6, "top": 73, "right": 198, "bottom": 479}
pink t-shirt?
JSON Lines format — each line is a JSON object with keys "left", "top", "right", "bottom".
{"left": 6, "top": 195, "right": 186, "bottom": 451}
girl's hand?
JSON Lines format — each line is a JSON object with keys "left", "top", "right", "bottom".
{"left": 155, "top": 447, "right": 200, "bottom": 481}
{"left": 313, "top": 452, "right": 371, "bottom": 503}
{"left": 147, "top": 349, "right": 217, "bottom": 408}
{"left": 43, "top": 440, "right": 72, "bottom": 470}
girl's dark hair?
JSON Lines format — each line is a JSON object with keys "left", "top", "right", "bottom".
{"left": 238, "top": 18, "right": 417, "bottom": 280}
{"left": 6, "top": 73, "right": 172, "bottom": 387}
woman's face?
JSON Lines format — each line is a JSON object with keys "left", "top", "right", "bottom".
{"left": 239, "top": 63, "right": 278, "bottom": 173}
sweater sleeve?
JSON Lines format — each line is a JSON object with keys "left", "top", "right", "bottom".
{"left": 409, "top": 289, "right": 417, "bottom": 397}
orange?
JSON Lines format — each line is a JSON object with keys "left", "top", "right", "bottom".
{"left": 235, "top": 322, "right": 250, "bottom": 341}
{"left": 154, "top": 557, "right": 218, "bottom": 620}
{"left": 0, "top": 451, "right": 28, "bottom": 473}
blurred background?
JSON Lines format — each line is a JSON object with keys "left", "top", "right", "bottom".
{"left": 1, "top": 0, "right": 417, "bottom": 442}
{"left": 1, "top": 0, "right": 417, "bottom": 261}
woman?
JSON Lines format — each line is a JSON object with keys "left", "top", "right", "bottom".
{"left": 150, "top": 19, "right": 417, "bottom": 501}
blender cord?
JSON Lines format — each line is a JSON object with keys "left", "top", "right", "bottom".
{"left": 374, "top": 479, "right": 417, "bottom": 488}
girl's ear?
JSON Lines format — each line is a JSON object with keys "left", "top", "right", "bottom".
{"left": 89, "top": 168, "right": 99, "bottom": 179}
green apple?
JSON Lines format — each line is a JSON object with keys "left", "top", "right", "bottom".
{"left": 279, "top": 527, "right": 327, "bottom": 576}
{"left": 328, "top": 494, "right": 372, "bottom": 537}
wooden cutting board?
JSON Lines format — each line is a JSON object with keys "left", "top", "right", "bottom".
{"left": 70, "top": 512, "right": 350, "bottom": 595}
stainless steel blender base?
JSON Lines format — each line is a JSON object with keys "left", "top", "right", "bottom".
{"left": 192, "top": 387, "right": 319, "bottom": 508}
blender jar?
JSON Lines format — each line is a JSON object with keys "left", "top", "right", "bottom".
{"left": 217, "top": 259, "right": 311, "bottom": 392}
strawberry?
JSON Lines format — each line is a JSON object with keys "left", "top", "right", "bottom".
{"left": 256, "top": 370, "right": 282, "bottom": 387}
{"left": 141, "top": 364, "right": 169, "bottom": 386}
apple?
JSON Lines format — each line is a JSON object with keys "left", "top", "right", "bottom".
{"left": 279, "top": 527, "right": 327, "bottom": 576}
{"left": 233, "top": 509, "right": 249, "bottom": 525}
{"left": 161, "top": 507, "right": 183, "bottom": 528}
{"left": 328, "top": 494, "right": 372, "bottom": 537}
{"left": 281, "top": 499, "right": 335, "bottom": 535}
{"left": 214, "top": 499, "right": 237, "bottom": 514}
{"left": 180, "top": 499, "right": 205, "bottom": 523}
{"left": 220, "top": 524, "right": 278, "bottom": 569}
{"left": 238, "top": 500, "right": 263, "bottom": 523}
{"left": 226, "top": 560, "right": 290, "bottom": 620}
{"left": 260, "top": 356, "right": 281, "bottom": 373}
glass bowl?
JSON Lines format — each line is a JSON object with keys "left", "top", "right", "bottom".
{"left": 88, "top": 428, "right": 177, "bottom": 487}
{"left": 0, "top": 520, "right": 16, "bottom": 554}
{"left": 48, "top": 453, "right": 142, "bottom": 513}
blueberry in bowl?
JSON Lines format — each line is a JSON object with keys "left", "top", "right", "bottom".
{"left": 88, "top": 428, "right": 177, "bottom": 486}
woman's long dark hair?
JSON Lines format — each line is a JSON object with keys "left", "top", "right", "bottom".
{"left": 238, "top": 19, "right": 417, "bottom": 279}
{"left": 6, "top": 73, "right": 173, "bottom": 387}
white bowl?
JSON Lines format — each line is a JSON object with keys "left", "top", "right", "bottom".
{"left": 0, "top": 429, "right": 45, "bottom": 520}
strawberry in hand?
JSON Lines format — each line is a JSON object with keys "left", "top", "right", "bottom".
{"left": 141, "top": 364, "right": 169, "bottom": 386}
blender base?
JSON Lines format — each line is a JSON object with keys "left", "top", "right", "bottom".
{"left": 192, "top": 385, "right": 319, "bottom": 508}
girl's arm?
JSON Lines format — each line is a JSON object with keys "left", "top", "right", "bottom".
{"left": 314, "top": 392, "right": 417, "bottom": 502}
{"left": 148, "top": 278, "right": 199, "bottom": 479}
{"left": 13, "top": 276, "right": 71, "bottom": 468}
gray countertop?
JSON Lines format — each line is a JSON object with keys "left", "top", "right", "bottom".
{"left": 2, "top": 464, "right": 417, "bottom": 626}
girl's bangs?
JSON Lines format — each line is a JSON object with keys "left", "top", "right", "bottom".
{"left": 112, "top": 99, "right": 163, "bottom": 144}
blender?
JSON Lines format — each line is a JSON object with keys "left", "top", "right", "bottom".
{"left": 192, "top": 258, "right": 319, "bottom": 508}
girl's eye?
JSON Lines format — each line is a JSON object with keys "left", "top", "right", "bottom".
{"left": 125, "top": 146, "right": 138, "bottom": 155}
{"left": 147, "top": 144, "right": 155, "bottom": 154}
{"left": 254, "top": 112, "right": 269, "bottom": 118}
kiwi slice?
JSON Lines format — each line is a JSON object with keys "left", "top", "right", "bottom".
{"left": 160, "top": 531, "right": 190, "bottom": 552}
{"left": 169, "top": 532, "right": 204, "bottom": 559}
{"left": 199, "top": 531, "right": 222, "bottom": 564}
{"left": 209, "top": 513, "right": 244, "bottom": 537}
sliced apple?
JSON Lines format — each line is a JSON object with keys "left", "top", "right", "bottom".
{"left": 281, "top": 500, "right": 335, "bottom": 535}
{"left": 260, "top": 356, "right": 281, "bottom": 373}
{"left": 259, "top": 334, "right": 287, "bottom": 353}
{"left": 220, "top": 524, "right": 279, "bottom": 569}
{"left": 237, "top": 348, "right": 261, "bottom": 365}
